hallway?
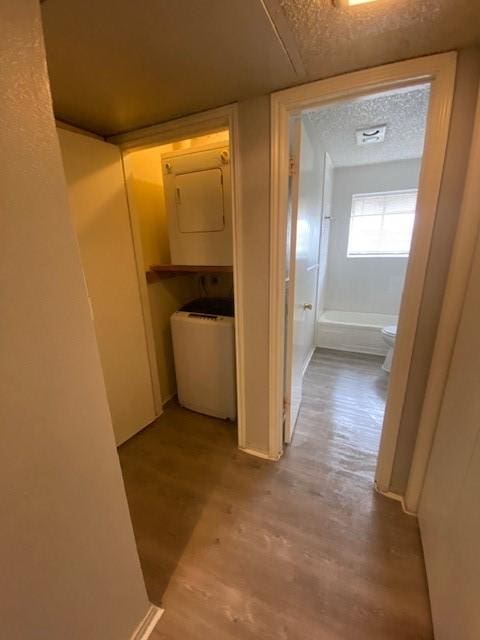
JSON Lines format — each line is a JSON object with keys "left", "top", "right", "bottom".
{"left": 119, "top": 349, "right": 432, "bottom": 640}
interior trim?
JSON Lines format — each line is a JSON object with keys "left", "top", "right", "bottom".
{"left": 129, "top": 605, "right": 163, "bottom": 640}
{"left": 260, "top": 0, "right": 308, "bottom": 80}
{"left": 269, "top": 52, "right": 458, "bottom": 488}
{"left": 112, "top": 104, "right": 250, "bottom": 456}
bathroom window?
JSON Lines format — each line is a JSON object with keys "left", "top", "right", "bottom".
{"left": 347, "top": 189, "right": 418, "bottom": 257}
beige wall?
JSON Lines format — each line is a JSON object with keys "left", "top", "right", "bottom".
{"left": 0, "top": 2, "right": 150, "bottom": 638}
{"left": 58, "top": 127, "right": 159, "bottom": 444}
{"left": 419, "top": 223, "right": 480, "bottom": 640}
{"left": 126, "top": 145, "right": 197, "bottom": 402}
{"left": 237, "top": 96, "right": 272, "bottom": 454}
{"left": 390, "top": 48, "right": 480, "bottom": 494}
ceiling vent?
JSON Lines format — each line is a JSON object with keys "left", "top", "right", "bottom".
{"left": 356, "top": 125, "right": 387, "bottom": 146}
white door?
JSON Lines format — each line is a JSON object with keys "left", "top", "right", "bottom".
{"left": 58, "top": 128, "right": 160, "bottom": 445}
{"left": 284, "top": 120, "right": 322, "bottom": 443}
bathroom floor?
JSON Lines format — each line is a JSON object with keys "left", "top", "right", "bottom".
{"left": 119, "top": 348, "right": 432, "bottom": 640}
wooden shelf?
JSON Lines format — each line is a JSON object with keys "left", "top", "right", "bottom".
{"left": 147, "top": 264, "right": 233, "bottom": 281}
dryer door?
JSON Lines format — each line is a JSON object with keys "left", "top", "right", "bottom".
{"left": 175, "top": 168, "right": 225, "bottom": 233}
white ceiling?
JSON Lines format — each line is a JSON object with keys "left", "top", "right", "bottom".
{"left": 305, "top": 84, "right": 430, "bottom": 167}
{"left": 40, "top": 0, "right": 480, "bottom": 136}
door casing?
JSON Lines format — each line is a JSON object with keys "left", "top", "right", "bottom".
{"left": 269, "top": 53, "right": 457, "bottom": 490}
{"left": 108, "top": 105, "right": 248, "bottom": 454}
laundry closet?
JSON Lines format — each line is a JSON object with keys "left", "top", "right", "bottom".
{"left": 57, "top": 125, "right": 236, "bottom": 445}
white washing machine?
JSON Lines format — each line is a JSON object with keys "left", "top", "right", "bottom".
{"left": 171, "top": 298, "right": 236, "bottom": 420}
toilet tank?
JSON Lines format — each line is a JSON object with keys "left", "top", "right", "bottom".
{"left": 162, "top": 145, "right": 233, "bottom": 265}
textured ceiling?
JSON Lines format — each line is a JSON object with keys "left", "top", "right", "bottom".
{"left": 279, "top": 0, "right": 480, "bottom": 79}
{"left": 306, "top": 84, "right": 430, "bottom": 166}
{"left": 41, "top": 0, "right": 480, "bottom": 136}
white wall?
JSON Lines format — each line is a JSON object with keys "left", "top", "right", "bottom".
{"left": 324, "top": 159, "right": 422, "bottom": 316}
{"left": 0, "top": 3, "right": 150, "bottom": 638}
{"left": 316, "top": 152, "right": 333, "bottom": 316}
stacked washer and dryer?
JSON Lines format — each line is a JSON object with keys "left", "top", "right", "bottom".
{"left": 161, "top": 143, "right": 236, "bottom": 420}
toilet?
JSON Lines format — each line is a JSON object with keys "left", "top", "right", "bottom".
{"left": 381, "top": 325, "right": 397, "bottom": 373}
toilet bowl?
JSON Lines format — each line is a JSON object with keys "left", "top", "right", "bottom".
{"left": 381, "top": 325, "right": 397, "bottom": 373}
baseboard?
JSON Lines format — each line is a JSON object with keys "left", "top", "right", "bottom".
{"left": 374, "top": 482, "right": 416, "bottom": 517}
{"left": 240, "top": 446, "right": 282, "bottom": 461}
{"left": 129, "top": 604, "right": 164, "bottom": 640}
{"left": 302, "top": 347, "right": 316, "bottom": 377}
{"left": 162, "top": 391, "right": 176, "bottom": 406}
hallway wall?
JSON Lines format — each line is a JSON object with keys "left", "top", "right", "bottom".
{"left": 390, "top": 48, "right": 480, "bottom": 495}
{"left": 0, "top": 2, "right": 150, "bottom": 638}
{"left": 419, "top": 209, "right": 480, "bottom": 640}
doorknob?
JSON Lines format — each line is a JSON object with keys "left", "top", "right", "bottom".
{"left": 303, "top": 303, "right": 313, "bottom": 310}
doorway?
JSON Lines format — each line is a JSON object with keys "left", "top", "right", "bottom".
{"left": 56, "top": 108, "right": 247, "bottom": 606}
{"left": 270, "top": 54, "right": 457, "bottom": 496}
{"left": 57, "top": 106, "right": 246, "bottom": 452}
{"left": 285, "top": 83, "right": 429, "bottom": 457}
{"left": 115, "top": 106, "right": 247, "bottom": 449}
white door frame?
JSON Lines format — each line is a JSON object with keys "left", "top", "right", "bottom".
{"left": 283, "top": 118, "right": 302, "bottom": 444}
{"left": 269, "top": 53, "right": 457, "bottom": 488}
{"left": 108, "top": 104, "right": 247, "bottom": 451}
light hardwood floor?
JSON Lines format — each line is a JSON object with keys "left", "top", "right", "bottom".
{"left": 119, "top": 349, "right": 432, "bottom": 640}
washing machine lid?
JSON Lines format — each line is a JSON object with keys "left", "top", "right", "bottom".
{"left": 383, "top": 325, "right": 397, "bottom": 338}
{"left": 180, "top": 297, "right": 234, "bottom": 317}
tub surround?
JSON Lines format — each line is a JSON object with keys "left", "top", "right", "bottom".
{"left": 317, "top": 310, "right": 397, "bottom": 356}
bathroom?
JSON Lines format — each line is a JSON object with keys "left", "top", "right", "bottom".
{"left": 286, "top": 83, "right": 430, "bottom": 450}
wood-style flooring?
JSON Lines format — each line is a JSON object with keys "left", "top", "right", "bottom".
{"left": 119, "top": 349, "right": 432, "bottom": 640}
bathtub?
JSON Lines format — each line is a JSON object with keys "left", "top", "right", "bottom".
{"left": 316, "top": 309, "right": 397, "bottom": 356}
